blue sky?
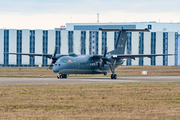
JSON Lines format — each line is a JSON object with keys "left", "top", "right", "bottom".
{"left": 0, "top": 0, "right": 180, "bottom": 29}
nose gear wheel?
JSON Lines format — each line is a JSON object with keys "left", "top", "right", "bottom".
{"left": 57, "top": 74, "right": 67, "bottom": 79}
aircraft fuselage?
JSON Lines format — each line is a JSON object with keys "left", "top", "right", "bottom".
{"left": 53, "top": 55, "right": 124, "bottom": 74}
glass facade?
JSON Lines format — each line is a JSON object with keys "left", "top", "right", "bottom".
{"left": 30, "top": 30, "right": 35, "bottom": 66}
{"left": 17, "top": 30, "right": 22, "bottom": 66}
{"left": 163, "top": 32, "right": 168, "bottom": 66}
{"left": 80, "top": 31, "right": 86, "bottom": 55}
{"left": 55, "top": 31, "right": 61, "bottom": 54}
{"left": 95, "top": 32, "right": 99, "bottom": 55}
{"left": 89, "top": 31, "right": 98, "bottom": 55}
{"left": 178, "top": 35, "right": 180, "bottom": 66}
{"left": 175, "top": 32, "right": 178, "bottom": 66}
{"left": 68, "top": 31, "right": 73, "bottom": 53}
{"left": 4, "top": 30, "right": 9, "bottom": 66}
{"left": 42, "top": 30, "right": 48, "bottom": 66}
{"left": 139, "top": 32, "right": 144, "bottom": 66}
{"left": 102, "top": 32, "right": 107, "bottom": 54}
{"left": 126, "top": 32, "right": 132, "bottom": 66}
{"left": 151, "top": 32, "right": 156, "bottom": 65}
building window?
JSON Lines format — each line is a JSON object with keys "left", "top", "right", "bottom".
{"left": 89, "top": 31, "right": 98, "bottom": 55}
{"left": 80, "top": 31, "right": 86, "bottom": 55}
{"left": 151, "top": 32, "right": 156, "bottom": 65}
{"left": 4, "top": 30, "right": 9, "bottom": 66}
{"left": 139, "top": 32, "right": 144, "bottom": 66}
{"left": 175, "top": 32, "right": 178, "bottom": 66}
{"left": 102, "top": 32, "right": 107, "bottom": 54}
{"left": 163, "top": 32, "right": 168, "bottom": 65}
{"left": 68, "top": 31, "right": 73, "bottom": 53}
{"left": 163, "top": 32, "right": 168, "bottom": 66}
{"left": 126, "top": 32, "right": 132, "bottom": 66}
{"left": 30, "top": 30, "right": 35, "bottom": 67}
{"left": 42, "top": 30, "right": 48, "bottom": 66}
{"left": 148, "top": 25, "right": 152, "bottom": 30}
{"left": 55, "top": 31, "right": 61, "bottom": 54}
{"left": 17, "top": 30, "right": 22, "bottom": 66}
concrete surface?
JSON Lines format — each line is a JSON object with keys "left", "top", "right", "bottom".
{"left": 0, "top": 76, "right": 180, "bottom": 84}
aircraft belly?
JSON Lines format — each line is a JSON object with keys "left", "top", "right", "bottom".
{"left": 59, "top": 68, "right": 105, "bottom": 74}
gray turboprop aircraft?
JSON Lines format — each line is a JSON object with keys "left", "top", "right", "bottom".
{"left": 4, "top": 28, "right": 173, "bottom": 79}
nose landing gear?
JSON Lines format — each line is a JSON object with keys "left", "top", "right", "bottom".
{"left": 57, "top": 74, "right": 67, "bottom": 79}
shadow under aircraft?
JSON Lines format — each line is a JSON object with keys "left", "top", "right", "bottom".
{"left": 4, "top": 28, "right": 173, "bottom": 79}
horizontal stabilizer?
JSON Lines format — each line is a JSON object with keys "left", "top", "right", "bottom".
{"left": 99, "top": 28, "right": 149, "bottom": 32}
{"left": 112, "top": 54, "right": 174, "bottom": 59}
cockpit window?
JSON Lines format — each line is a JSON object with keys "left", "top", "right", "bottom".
{"left": 56, "top": 58, "right": 74, "bottom": 63}
{"left": 61, "top": 59, "right": 67, "bottom": 63}
{"left": 67, "top": 59, "right": 72, "bottom": 63}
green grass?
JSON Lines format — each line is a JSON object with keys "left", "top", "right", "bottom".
{"left": 0, "top": 66, "right": 180, "bottom": 78}
{"left": 0, "top": 82, "right": 180, "bottom": 119}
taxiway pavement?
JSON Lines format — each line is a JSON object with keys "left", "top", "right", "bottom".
{"left": 0, "top": 76, "right": 180, "bottom": 84}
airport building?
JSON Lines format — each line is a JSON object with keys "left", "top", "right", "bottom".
{"left": 0, "top": 22, "right": 180, "bottom": 67}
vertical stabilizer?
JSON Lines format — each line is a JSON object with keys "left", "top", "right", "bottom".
{"left": 99, "top": 28, "right": 149, "bottom": 55}
{"left": 115, "top": 29, "right": 127, "bottom": 54}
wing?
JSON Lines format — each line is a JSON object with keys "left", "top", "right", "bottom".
{"left": 91, "top": 55, "right": 103, "bottom": 59}
{"left": 4, "top": 53, "right": 53, "bottom": 59}
{"left": 89, "top": 55, "right": 103, "bottom": 61}
{"left": 112, "top": 54, "right": 174, "bottom": 59}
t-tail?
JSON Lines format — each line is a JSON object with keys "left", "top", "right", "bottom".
{"left": 99, "top": 28, "right": 149, "bottom": 55}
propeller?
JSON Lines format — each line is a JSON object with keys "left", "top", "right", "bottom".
{"left": 49, "top": 46, "right": 58, "bottom": 70}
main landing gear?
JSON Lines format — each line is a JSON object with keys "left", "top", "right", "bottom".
{"left": 109, "top": 64, "right": 117, "bottom": 79}
{"left": 111, "top": 74, "right": 117, "bottom": 79}
{"left": 57, "top": 74, "right": 67, "bottom": 79}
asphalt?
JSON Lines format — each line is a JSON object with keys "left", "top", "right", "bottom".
{"left": 0, "top": 76, "right": 180, "bottom": 84}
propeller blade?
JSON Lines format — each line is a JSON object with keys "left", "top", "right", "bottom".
{"left": 53, "top": 45, "right": 58, "bottom": 57}
{"left": 49, "top": 46, "right": 59, "bottom": 70}
{"left": 103, "top": 46, "right": 107, "bottom": 57}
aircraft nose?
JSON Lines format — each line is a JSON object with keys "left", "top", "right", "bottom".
{"left": 53, "top": 64, "right": 60, "bottom": 73}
